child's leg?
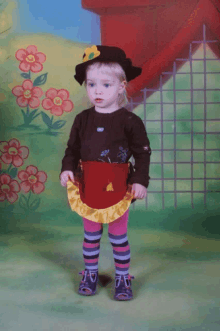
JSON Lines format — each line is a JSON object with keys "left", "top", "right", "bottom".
{"left": 82, "top": 217, "right": 103, "bottom": 272}
{"left": 108, "top": 209, "right": 130, "bottom": 276}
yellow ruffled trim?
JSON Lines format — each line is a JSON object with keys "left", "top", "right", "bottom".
{"left": 67, "top": 180, "right": 134, "bottom": 224}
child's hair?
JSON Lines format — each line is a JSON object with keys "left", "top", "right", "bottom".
{"left": 84, "top": 62, "right": 128, "bottom": 107}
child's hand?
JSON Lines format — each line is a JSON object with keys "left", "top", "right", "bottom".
{"left": 131, "top": 183, "right": 147, "bottom": 199}
{"left": 60, "top": 171, "right": 74, "bottom": 187}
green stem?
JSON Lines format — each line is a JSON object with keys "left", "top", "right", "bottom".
{"left": 27, "top": 104, "right": 30, "bottom": 116}
{"left": 7, "top": 164, "right": 13, "bottom": 173}
{"left": 27, "top": 190, "right": 32, "bottom": 209}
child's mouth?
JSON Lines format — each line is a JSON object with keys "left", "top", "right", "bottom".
{"left": 95, "top": 98, "right": 103, "bottom": 102}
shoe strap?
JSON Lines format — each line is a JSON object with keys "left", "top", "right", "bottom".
{"left": 127, "top": 275, "right": 135, "bottom": 280}
{"left": 115, "top": 274, "right": 135, "bottom": 280}
{"left": 79, "top": 270, "right": 98, "bottom": 276}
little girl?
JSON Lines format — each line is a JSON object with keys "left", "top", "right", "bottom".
{"left": 60, "top": 45, "right": 151, "bottom": 301}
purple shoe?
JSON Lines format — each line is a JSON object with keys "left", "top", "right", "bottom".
{"left": 78, "top": 269, "right": 99, "bottom": 296}
{"left": 114, "top": 274, "right": 135, "bottom": 301}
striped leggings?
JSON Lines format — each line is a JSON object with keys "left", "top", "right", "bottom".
{"left": 82, "top": 209, "right": 130, "bottom": 275}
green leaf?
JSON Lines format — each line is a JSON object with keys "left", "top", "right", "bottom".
{"left": 9, "top": 167, "right": 18, "bottom": 179}
{"left": 41, "top": 112, "right": 52, "bottom": 128}
{"left": 30, "top": 109, "right": 38, "bottom": 117}
{"left": 32, "top": 113, "right": 41, "bottom": 120}
{"left": 29, "top": 198, "right": 40, "bottom": 211}
{"left": 21, "top": 72, "right": 30, "bottom": 79}
{"left": 21, "top": 109, "right": 26, "bottom": 120}
{"left": 51, "top": 120, "right": 66, "bottom": 130}
{"left": 29, "top": 109, "right": 40, "bottom": 121}
{"left": 19, "top": 195, "right": 28, "bottom": 209}
{"left": 33, "top": 73, "right": 48, "bottom": 86}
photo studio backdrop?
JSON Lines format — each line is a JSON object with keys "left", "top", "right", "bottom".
{"left": 0, "top": 0, "right": 219, "bottom": 227}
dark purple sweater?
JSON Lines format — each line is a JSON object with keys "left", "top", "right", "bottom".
{"left": 61, "top": 106, "right": 151, "bottom": 189}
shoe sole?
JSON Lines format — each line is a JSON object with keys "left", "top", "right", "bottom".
{"left": 114, "top": 294, "right": 133, "bottom": 301}
{"left": 78, "top": 290, "right": 96, "bottom": 296}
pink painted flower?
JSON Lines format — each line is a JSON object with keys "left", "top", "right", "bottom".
{"left": 12, "top": 80, "right": 43, "bottom": 108}
{"left": 42, "top": 88, "right": 74, "bottom": 116}
{"left": 0, "top": 174, "right": 20, "bottom": 203}
{"left": 15, "top": 45, "right": 46, "bottom": 73}
{"left": 18, "top": 165, "right": 47, "bottom": 194}
{"left": 0, "top": 139, "right": 29, "bottom": 168}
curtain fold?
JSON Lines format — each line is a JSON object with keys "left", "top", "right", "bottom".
{"left": 127, "top": 0, "right": 220, "bottom": 98}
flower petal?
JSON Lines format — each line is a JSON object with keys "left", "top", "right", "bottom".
{"left": 18, "top": 146, "right": 29, "bottom": 159}
{"left": 17, "top": 170, "right": 29, "bottom": 181}
{"left": 0, "top": 142, "right": 9, "bottom": 153}
{"left": 26, "top": 45, "right": 38, "bottom": 54}
{"left": 62, "top": 100, "right": 74, "bottom": 112}
{"left": 35, "top": 52, "right": 46, "bottom": 63}
{"left": 1, "top": 153, "right": 12, "bottom": 164}
{"left": 12, "top": 86, "right": 24, "bottom": 97}
{"left": 20, "top": 181, "right": 32, "bottom": 193}
{"left": 32, "top": 182, "right": 44, "bottom": 194}
{"left": 26, "top": 165, "right": 38, "bottom": 175}
{"left": 9, "top": 180, "right": 20, "bottom": 193}
{"left": 17, "top": 96, "right": 28, "bottom": 107}
{"left": 50, "top": 106, "right": 63, "bottom": 116}
{"left": 0, "top": 174, "right": 11, "bottom": 185}
{"left": 42, "top": 98, "right": 53, "bottom": 110}
{"left": 46, "top": 88, "right": 57, "bottom": 99}
{"left": 6, "top": 191, "right": 18, "bottom": 203}
{"left": 36, "top": 171, "right": 47, "bottom": 183}
{"left": 15, "top": 49, "right": 27, "bottom": 61}
{"left": 30, "top": 62, "right": 43, "bottom": 73}
{"left": 32, "top": 87, "right": 43, "bottom": 98}
{"left": 29, "top": 97, "right": 40, "bottom": 109}
{"left": 8, "top": 138, "right": 20, "bottom": 149}
{"left": 57, "top": 89, "right": 69, "bottom": 101}
{"left": 12, "top": 155, "right": 23, "bottom": 167}
{"left": 19, "top": 61, "right": 30, "bottom": 72}
{"left": 22, "top": 79, "right": 33, "bottom": 90}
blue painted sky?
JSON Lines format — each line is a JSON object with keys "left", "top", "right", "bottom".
{"left": 17, "top": 0, "right": 101, "bottom": 44}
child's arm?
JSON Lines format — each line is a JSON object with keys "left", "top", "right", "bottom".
{"left": 61, "top": 114, "right": 81, "bottom": 179}
{"left": 126, "top": 114, "right": 151, "bottom": 198}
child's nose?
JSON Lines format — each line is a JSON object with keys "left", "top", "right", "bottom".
{"left": 95, "top": 85, "right": 102, "bottom": 94}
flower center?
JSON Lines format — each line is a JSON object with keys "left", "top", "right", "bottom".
{"left": 1, "top": 184, "right": 10, "bottom": 193}
{"left": 88, "top": 52, "right": 95, "bottom": 60}
{"left": 26, "top": 54, "right": 35, "bottom": 63}
{"left": 54, "top": 97, "right": 63, "bottom": 106}
{"left": 23, "top": 90, "right": 32, "bottom": 99}
{"left": 8, "top": 147, "right": 18, "bottom": 155}
{"left": 28, "top": 175, "right": 37, "bottom": 184}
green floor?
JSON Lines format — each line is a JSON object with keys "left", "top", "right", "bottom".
{"left": 1, "top": 207, "right": 220, "bottom": 331}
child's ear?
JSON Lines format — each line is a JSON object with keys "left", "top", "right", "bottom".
{"left": 119, "top": 80, "right": 127, "bottom": 93}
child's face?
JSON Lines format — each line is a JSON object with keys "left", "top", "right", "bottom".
{"left": 85, "top": 66, "right": 125, "bottom": 112}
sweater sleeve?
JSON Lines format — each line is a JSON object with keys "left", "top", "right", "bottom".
{"left": 61, "top": 114, "right": 81, "bottom": 175}
{"left": 125, "top": 114, "right": 151, "bottom": 188}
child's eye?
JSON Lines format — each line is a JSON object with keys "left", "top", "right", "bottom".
{"left": 88, "top": 83, "right": 94, "bottom": 87}
{"left": 104, "top": 84, "right": 110, "bottom": 88}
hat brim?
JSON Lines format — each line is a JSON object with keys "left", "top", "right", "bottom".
{"left": 67, "top": 180, "right": 134, "bottom": 223}
{"left": 74, "top": 58, "right": 142, "bottom": 85}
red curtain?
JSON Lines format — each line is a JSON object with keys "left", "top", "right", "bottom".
{"left": 82, "top": 0, "right": 220, "bottom": 98}
{"left": 128, "top": 0, "right": 220, "bottom": 98}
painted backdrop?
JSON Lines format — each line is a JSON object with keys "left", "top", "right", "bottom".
{"left": 0, "top": 0, "right": 219, "bottom": 236}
